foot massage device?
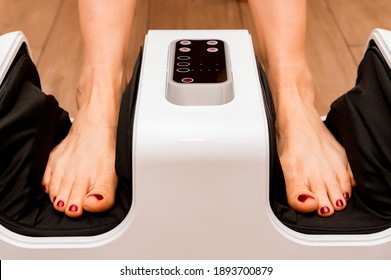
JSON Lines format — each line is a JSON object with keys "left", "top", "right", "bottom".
{"left": 1, "top": 29, "right": 391, "bottom": 259}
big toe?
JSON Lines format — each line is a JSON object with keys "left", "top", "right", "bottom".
{"left": 83, "top": 187, "right": 116, "bottom": 213}
{"left": 287, "top": 186, "right": 319, "bottom": 213}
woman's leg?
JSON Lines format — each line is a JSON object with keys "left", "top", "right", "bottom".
{"left": 248, "top": 0, "right": 355, "bottom": 217}
{"left": 42, "top": 0, "right": 138, "bottom": 217}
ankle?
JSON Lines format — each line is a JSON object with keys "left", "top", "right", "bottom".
{"left": 76, "top": 64, "right": 127, "bottom": 110}
{"left": 267, "top": 66, "right": 317, "bottom": 114}
{"left": 265, "top": 60, "right": 316, "bottom": 103}
{"left": 267, "top": 68, "right": 320, "bottom": 136}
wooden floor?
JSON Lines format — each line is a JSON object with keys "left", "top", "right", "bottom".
{"left": 1, "top": 0, "right": 391, "bottom": 116}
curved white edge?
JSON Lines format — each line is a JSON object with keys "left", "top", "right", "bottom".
{"left": 267, "top": 205, "right": 391, "bottom": 247}
{"left": 366, "top": 28, "right": 391, "bottom": 69}
{"left": 0, "top": 31, "right": 32, "bottom": 86}
{"left": 0, "top": 196, "right": 136, "bottom": 249}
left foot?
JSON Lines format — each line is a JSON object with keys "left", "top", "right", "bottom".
{"left": 267, "top": 63, "right": 355, "bottom": 217}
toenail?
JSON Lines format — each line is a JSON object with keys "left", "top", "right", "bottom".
{"left": 298, "top": 194, "right": 315, "bottom": 203}
{"left": 343, "top": 192, "right": 350, "bottom": 200}
{"left": 88, "top": 194, "right": 104, "bottom": 201}
{"left": 56, "top": 200, "right": 64, "bottom": 207}
{"left": 69, "top": 205, "right": 78, "bottom": 212}
{"left": 336, "top": 199, "right": 344, "bottom": 207}
{"left": 320, "top": 206, "right": 330, "bottom": 215}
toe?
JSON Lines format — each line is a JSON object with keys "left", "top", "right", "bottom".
{"left": 41, "top": 165, "right": 52, "bottom": 193}
{"left": 337, "top": 166, "right": 353, "bottom": 203}
{"left": 53, "top": 179, "right": 74, "bottom": 213}
{"left": 83, "top": 189, "right": 115, "bottom": 213}
{"left": 47, "top": 172, "right": 63, "bottom": 207}
{"left": 83, "top": 177, "right": 117, "bottom": 213}
{"left": 64, "top": 178, "right": 89, "bottom": 218}
{"left": 327, "top": 185, "right": 346, "bottom": 212}
{"left": 318, "top": 205, "right": 332, "bottom": 216}
{"left": 286, "top": 182, "right": 319, "bottom": 213}
{"left": 316, "top": 199, "right": 334, "bottom": 217}
{"left": 65, "top": 203, "right": 82, "bottom": 218}
{"left": 325, "top": 168, "right": 354, "bottom": 212}
{"left": 307, "top": 178, "right": 335, "bottom": 217}
{"left": 347, "top": 162, "right": 356, "bottom": 185}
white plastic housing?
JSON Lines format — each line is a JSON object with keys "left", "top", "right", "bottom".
{"left": 0, "top": 31, "right": 31, "bottom": 86}
{"left": 1, "top": 30, "right": 391, "bottom": 259}
{"left": 367, "top": 28, "right": 391, "bottom": 68}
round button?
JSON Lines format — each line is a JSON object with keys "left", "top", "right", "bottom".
{"left": 182, "top": 77, "right": 194, "bottom": 83}
{"left": 207, "top": 47, "right": 218, "bottom": 52}
{"left": 179, "top": 47, "right": 191, "bottom": 52}
{"left": 180, "top": 40, "right": 191, "bottom": 45}
{"left": 178, "top": 56, "right": 190, "bottom": 60}
{"left": 177, "top": 62, "right": 190, "bottom": 66}
{"left": 207, "top": 40, "right": 218, "bottom": 45}
{"left": 177, "top": 68, "right": 190, "bottom": 73}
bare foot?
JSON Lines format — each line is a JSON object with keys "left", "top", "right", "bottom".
{"left": 270, "top": 68, "right": 355, "bottom": 217}
{"left": 42, "top": 67, "right": 125, "bottom": 218}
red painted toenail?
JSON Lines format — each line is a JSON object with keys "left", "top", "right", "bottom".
{"left": 343, "top": 192, "right": 350, "bottom": 200}
{"left": 320, "top": 206, "right": 330, "bottom": 215}
{"left": 57, "top": 200, "right": 64, "bottom": 207}
{"left": 298, "top": 194, "right": 315, "bottom": 203}
{"left": 336, "top": 199, "right": 344, "bottom": 207}
{"left": 89, "top": 194, "right": 104, "bottom": 201}
{"left": 69, "top": 205, "right": 78, "bottom": 212}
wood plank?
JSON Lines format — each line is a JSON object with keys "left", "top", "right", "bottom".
{"left": 149, "top": 0, "right": 242, "bottom": 29}
{"left": 148, "top": 0, "right": 186, "bottom": 29}
{"left": 306, "top": 0, "right": 357, "bottom": 115}
{"left": 351, "top": 45, "right": 366, "bottom": 65}
{"left": 126, "top": 0, "right": 150, "bottom": 79}
{"left": 0, "top": 0, "right": 62, "bottom": 61}
{"left": 328, "top": 0, "right": 391, "bottom": 47}
{"left": 237, "top": 0, "right": 261, "bottom": 59}
{"left": 37, "top": 0, "right": 82, "bottom": 117}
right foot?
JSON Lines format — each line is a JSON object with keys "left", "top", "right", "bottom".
{"left": 42, "top": 66, "right": 126, "bottom": 218}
